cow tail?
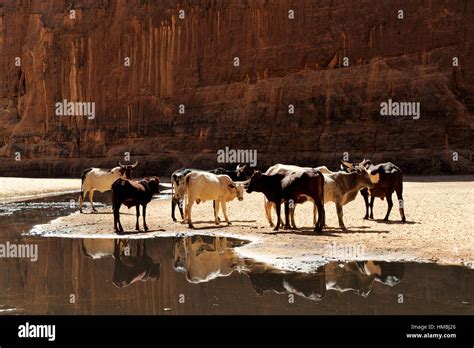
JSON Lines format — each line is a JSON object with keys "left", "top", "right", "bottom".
{"left": 395, "top": 170, "right": 406, "bottom": 221}
{"left": 318, "top": 171, "right": 325, "bottom": 228}
{"left": 80, "top": 168, "right": 92, "bottom": 198}
{"left": 318, "top": 171, "right": 324, "bottom": 206}
{"left": 111, "top": 179, "right": 119, "bottom": 212}
{"left": 170, "top": 174, "right": 176, "bottom": 201}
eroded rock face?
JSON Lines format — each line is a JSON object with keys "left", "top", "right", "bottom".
{"left": 0, "top": 0, "right": 473, "bottom": 177}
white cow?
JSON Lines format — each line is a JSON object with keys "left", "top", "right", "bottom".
{"left": 173, "top": 236, "right": 237, "bottom": 283}
{"left": 184, "top": 171, "right": 245, "bottom": 228}
{"left": 79, "top": 161, "right": 137, "bottom": 213}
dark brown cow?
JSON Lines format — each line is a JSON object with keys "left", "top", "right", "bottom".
{"left": 341, "top": 159, "right": 406, "bottom": 222}
{"left": 246, "top": 168, "right": 325, "bottom": 233}
{"left": 112, "top": 177, "right": 160, "bottom": 233}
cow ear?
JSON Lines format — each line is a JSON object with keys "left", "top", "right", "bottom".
{"left": 228, "top": 183, "right": 236, "bottom": 189}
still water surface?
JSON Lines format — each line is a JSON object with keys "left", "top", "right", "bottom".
{"left": 0, "top": 194, "right": 472, "bottom": 314}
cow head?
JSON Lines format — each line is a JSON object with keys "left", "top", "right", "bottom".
{"left": 340, "top": 160, "right": 357, "bottom": 172}
{"left": 146, "top": 177, "right": 161, "bottom": 195}
{"left": 228, "top": 182, "right": 245, "bottom": 201}
{"left": 246, "top": 171, "right": 263, "bottom": 193}
{"left": 359, "top": 158, "right": 373, "bottom": 169}
{"left": 118, "top": 161, "right": 138, "bottom": 179}
{"left": 354, "top": 167, "right": 379, "bottom": 189}
{"left": 236, "top": 164, "right": 255, "bottom": 179}
{"left": 341, "top": 160, "right": 379, "bottom": 185}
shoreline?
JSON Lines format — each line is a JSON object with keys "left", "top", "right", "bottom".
{"left": 23, "top": 176, "right": 474, "bottom": 272}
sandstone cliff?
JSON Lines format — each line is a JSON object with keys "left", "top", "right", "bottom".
{"left": 0, "top": 0, "right": 473, "bottom": 177}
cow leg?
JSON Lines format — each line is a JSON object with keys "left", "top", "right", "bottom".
{"left": 214, "top": 200, "right": 221, "bottom": 225}
{"left": 395, "top": 187, "right": 406, "bottom": 222}
{"left": 113, "top": 207, "right": 118, "bottom": 232}
{"left": 369, "top": 196, "right": 375, "bottom": 219}
{"left": 274, "top": 202, "right": 281, "bottom": 231}
{"left": 178, "top": 198, "right": 185, "bottom": 220}
{"left": 135, "top": 205, "right": 140, "bottom": 231}
{"left": 284, "top": 201, "right": 290, "bottom": 230}
{"left": 171, "top": 196, "right": 178, "bottom": 222}
{"left": 264, "top": 198, "right": 274, "bottom": 227}
{"left": 221, "top": 201, "right": 231, "bottom": 225}
{"left": 291, "top": 206, "right": 297, "bottom": 230}
{"left": 89, "top": 190, "right": 97, "bottom": 212}
{"left": 114, "top": 203, "right": 124, "bottom": 233}
{"left": 183, "top": 195, "right": 188, "bottom": 222}
{"left": 186, "top": 199, "right": 194, "bottom": 228}
{"left": 79, "top": 191, "right": 86, "bottom": 213}
{"left": 383, "top": 192, "right": 393, "bottom": 221}
{"left": 213, "top": 200, "right": 221, "bottom": 223}
{"left": 143, "top": 204, "right": 148, "bottom": 231}
{"left": 362, "top": 190, "right": 370, "bottom": 219}
{"left": 315, "top": 200, "right": 325, "bottom": 234}
{"left": 336, "top": 202, "right": 346, "bottom": 230}
{"left": 313, "top": 204, "right": 317, "bottom": 227}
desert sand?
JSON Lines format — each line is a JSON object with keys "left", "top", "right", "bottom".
{"left": 24, "top": 176, "right": 474, "bottom": 272}
{"left": 0, "top": 177, "right": 80, "bottom": 204}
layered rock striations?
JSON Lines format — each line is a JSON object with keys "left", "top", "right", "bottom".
{"left": 0, "top": 0, "right": 473, "bottom": 177}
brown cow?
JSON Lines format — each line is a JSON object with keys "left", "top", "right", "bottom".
{"left": 341, "top": 160, "right": 406, "bottom": 222}
{"left": 112, "top": 177, "right": 160, "bottom": 233}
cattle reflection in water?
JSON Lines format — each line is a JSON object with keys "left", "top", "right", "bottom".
{"left": 172, "top": 236, "right": 242, "bottom": 283}
{"left": 171, "top": 236, "right": 404, "bottom": 300}
{"left": 82, "top": 239, "right": 160, "bottom": 288}
{"left": 82, "top": 236, "right": 404, "bottom": 300}
{"left": 244, "top": 260, "right": 404, "bottom": 301}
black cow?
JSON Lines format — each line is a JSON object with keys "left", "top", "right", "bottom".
{"left": 209, "top": 164, "right": 254, "bottom": 181}
{"left": 341, "top": 160, "right": 406, "bottom": 222}
{"left": 112, "top": 177, "right": 160, "bottom": 233}
{"left": 246, "top": 168, "right": 325, "bottom": 233}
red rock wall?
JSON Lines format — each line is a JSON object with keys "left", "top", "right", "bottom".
{"left": 0, "top": 0, "right": 473, "bottom": 177}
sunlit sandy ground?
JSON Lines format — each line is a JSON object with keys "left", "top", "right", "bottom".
{"left": 12, "top": 176, "right": 474, "bottom": 271}
{"left": 0, "top": 177, "right": 80, "bottom": 204}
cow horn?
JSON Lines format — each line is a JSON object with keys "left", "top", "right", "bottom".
{"left": 131, "top": 161, "right": 138, "bottom": 168}
{"left": 241, "top": 179, "right": 251, "bottom": 188}
{"left": 118, "top": 161, "right": 125, "bottom": 167}
{"left": 341, "top": 160, "right": 353, "bottom": 169}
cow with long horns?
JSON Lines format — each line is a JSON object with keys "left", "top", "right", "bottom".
{"left": 79, "top": 161, "right": 138, "bottom": 213}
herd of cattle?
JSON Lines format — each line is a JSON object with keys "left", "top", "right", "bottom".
{"left": 79, "top": 160, "right": 407, "bottom": 234}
